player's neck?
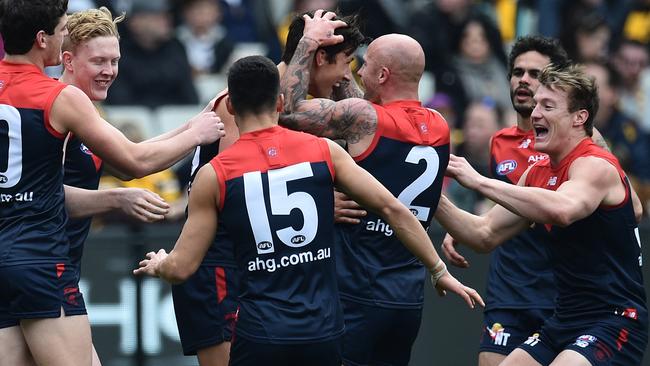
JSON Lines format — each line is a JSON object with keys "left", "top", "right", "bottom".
{"left": 3, "top": 53, "right": 45, "bottom": 71}
{"left": 516, "top": 114, "right": 533, "bottom": 131}
{"left": 235, "top": 113, "right": 279, "bottom": 135}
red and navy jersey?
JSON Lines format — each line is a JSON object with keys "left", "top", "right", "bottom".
{"left": 211, "top": 125, "right": 342, "bottom": 343}
{"left": 63, "top": 134, "right": 103, "bottom": 270}
{"left": 0, "top": 61, "right": 69, "bottom": 266}
{"left": 187, "top": 91, "right": 235, "bottom": 267}
{"left": 336, "top": 100, "right": 450, "bottom": 309}
{"left": 486, "top": 126, "right": 555, "bottom": 310}
{"left": 525, "top": 138, "right": 647, "bottom": 324}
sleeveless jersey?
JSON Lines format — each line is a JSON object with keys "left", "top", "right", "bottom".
{"left": 0, "top": 61, "right": 69, "bottom": 266}
{"left": 64, "top": 134, "right": 103, "bottom": 269}
{"left": 525, "top": 138, "right": 647, "bottom": 325}
{"left": 211, "top": 125, "right": 342, "bottom": 343}
{"left": 486, "top": 126, "right": 555, "bottom": 310}
{"left": 187, "top": 90, "right": 235, "bottom": 267}
{"left": 336, "top": 100, "right": 450, "bottom": 309}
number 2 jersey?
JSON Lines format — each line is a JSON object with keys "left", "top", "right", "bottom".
{"left": 336, "top": 100, "right": 450, "bottom": 308}
{"left": 0, "top": 61, "right": 69, "bottom": 267}
{"left": 486, "top": 126, "right": 555, "bottom": 310}
{"left": 524, "top": 138, "right": 647, "bottom": 326}
{"left": 210, "top": 125, "right": 342, "bottom": 343}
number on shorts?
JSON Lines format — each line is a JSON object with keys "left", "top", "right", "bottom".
{"left": 244, "top": 162, "right": 319, "bottom": 254}
{"left": 0, "top": 104, "right": 22, "bottom": 188}
{"left": 397, "top": 146, "right": 440, "bottom": 221}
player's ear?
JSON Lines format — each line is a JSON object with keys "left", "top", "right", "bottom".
{"left": 276, "top": 94, "right": 284, "bottom": 113}
{"left": 315, "top": 49, "right": 327, "bottom": 67}
{"left": 573, "top": 109, "right": 588, "bottom": 127}
{"left": 62, "top": 51, "right": 74, "bottom": 72}
{"left": 225, "top": 96, "right": 234, "bottom": 115}
{"left": 35, "top": 30, "right": 48, "bottom": 49}
{"left": 378, "top": 66, "right": 390, "bottom": 84}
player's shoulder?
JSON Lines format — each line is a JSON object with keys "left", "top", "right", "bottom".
{"left": 493, "top": 126, "right": 520, "bottom": 139}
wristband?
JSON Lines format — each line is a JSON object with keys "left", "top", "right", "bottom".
{"left": 429, "top": 259, "right": 447, "bottom": 285}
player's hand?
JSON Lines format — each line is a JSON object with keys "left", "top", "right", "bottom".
{"left": 334, "top": 190, "right": 366, "bottom": 224}
{"left": 445, "top": 154, "right": 485, "bottom": 190}
{"left": 432, "top": 271, "right": 484, "bottom": 309}
{"left": 133, "top": 249, "right": 168, "bottom": 277}
{"left": 302, "top": 9, "right": 347, "bottom": 47}
{"left": 116, "top": 188, "right": 170, "bottom": 223}
{"left": 188, "top": 110, "right": 225, "bottom": 145}
{"left": 441, "top": 233, "right": 470, "bottom": 268}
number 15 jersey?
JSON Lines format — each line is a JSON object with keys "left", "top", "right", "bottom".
{"left": 210, "top": 125, "right": 342, "bottom": 344}
{"left": 337, "top": 100, "right": 450, "bottom": 309}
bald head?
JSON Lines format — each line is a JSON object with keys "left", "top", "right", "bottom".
{"left": 368, "top": 34, "right": 425, "bottom": 84}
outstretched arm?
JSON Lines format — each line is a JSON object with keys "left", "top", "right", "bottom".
{"left": 435, "top": 195, "right": 530, "bottom": 253}
{"left": 64, "top": 185, "right": 169, "bottom": 222}
{"left": 328, "top": 140, "right": 484, "bottom": 308}
{"left": 52, "top": 86, "right": 225, "bottom": 179}
{"left": 133, "top": 165, "right": 219, "bottom": 283}
{"left": 279, "top": 10, "right": 378, "bottom": 144}
{"left": 447, "top": 154, "right": 623, "bottom": 227}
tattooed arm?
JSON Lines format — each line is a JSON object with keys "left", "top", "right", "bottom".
{"left": 279, "top": 10, "right": 378, "bottom": 144}
{"left": 331, "top": 68, "right": 364, "bottom": 100}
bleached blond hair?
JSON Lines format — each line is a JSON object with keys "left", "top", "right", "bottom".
{"left": 62, "top": 6, "right": 124, "bottom": 52}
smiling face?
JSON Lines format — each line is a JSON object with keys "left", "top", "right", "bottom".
{"left": 310, "top": 50, "right": 354, "bottom": 98}
{"left": 509, "top": 51, "right": 550, "bottom": 117}
{"left": 531, "top": 85, "right": 580, "bottom": 155}
{"left": 65, "top": 36, "right": 120, "bottom": 101}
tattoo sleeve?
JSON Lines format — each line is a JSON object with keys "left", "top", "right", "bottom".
{"left": 279, "top": 36, "right": 377, "bottom": 143}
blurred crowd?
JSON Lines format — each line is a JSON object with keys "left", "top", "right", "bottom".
{"left": 40, "top": 0, "right": 650, "bottom": 219}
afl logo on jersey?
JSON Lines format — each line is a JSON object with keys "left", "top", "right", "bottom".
{"left": 257, "top": 241, "right": 273, "bottom": 250}
{"left": 496, "top": 160, "right": 517, "bottom": 175}
{"left": 291, "top": 235, "right": 306, "bottom": 244}
{"left": 267, "top": 147, "right": 278, "bottom": 157}
{"left": 80, "top": 143, "right": 93, "bottom": 156}
{"left": 0, "top": 175, "right": 7, "bottom": 184}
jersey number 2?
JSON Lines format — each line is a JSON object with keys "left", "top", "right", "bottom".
{"left": 397, "top": 146, "right": 440, "bottom": 221}
{"left": 0, "top": 105, "right": 22, "bottom": 188}
{"left": 244, "top": 162, "right": 319, "bottom": 255}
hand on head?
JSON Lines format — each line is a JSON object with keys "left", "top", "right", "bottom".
{"left": 302, "top": 9, "right": 347, "bottom": 47}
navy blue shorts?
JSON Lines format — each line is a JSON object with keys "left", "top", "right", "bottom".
{"left": 230, "top": 334, "right": 342, "bottom": 366}
{"left": 518, "top": 314, "right": 648, "bottom": 365}
{"left": 479, "top": 308, "right": 553, "bottom": 355}
{"left": 341, "top": 298, "right": 422, "bottom": 366}
{"left": 0, "top": 262, "right": 86, "bottom": 328}
{"left": 171, "top": 264, "right": 238, "bottom": 355}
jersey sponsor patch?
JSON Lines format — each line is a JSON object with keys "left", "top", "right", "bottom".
{"left": 573, "top": 334, "right": 597, "bottom": 348}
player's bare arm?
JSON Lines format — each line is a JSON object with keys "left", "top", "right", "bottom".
{"left": 331, "top": 67, "right": 364, "bottom": 100}
{"left": 133, "top": 165, "right": 219, "bottom": 283}
{"left": 50, "top": 85, "right": 224, "bottom": 178}
{"left": 279, "top": 11, "right": 377, "bottom": 144}
{"left": 64, "top": 185, "right": 169, "bottom": 222}
{"left": 435, "top": 195, "right": 529, "bottom": 253}
{"left": 328, "top": 140, "right": 484, "bottom": 309}
{"left": 448, "top": 153, "right": 624, "bottom": 227}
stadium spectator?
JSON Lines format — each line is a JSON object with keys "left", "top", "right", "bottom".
{"left": 106, "top": 0, "right": 199, "bottom": 107}
{"left": 176, "top": 0, "right": 234, "bottom": 75}
{"left": 611, "top": 39, "right": 650, "bottom": 133}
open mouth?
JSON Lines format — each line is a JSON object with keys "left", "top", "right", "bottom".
{"left": 515, "top": 88, "right": 532, "bottom": 100}
{"left": 533, "top": 124, "right": 549, "bottom": 139}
